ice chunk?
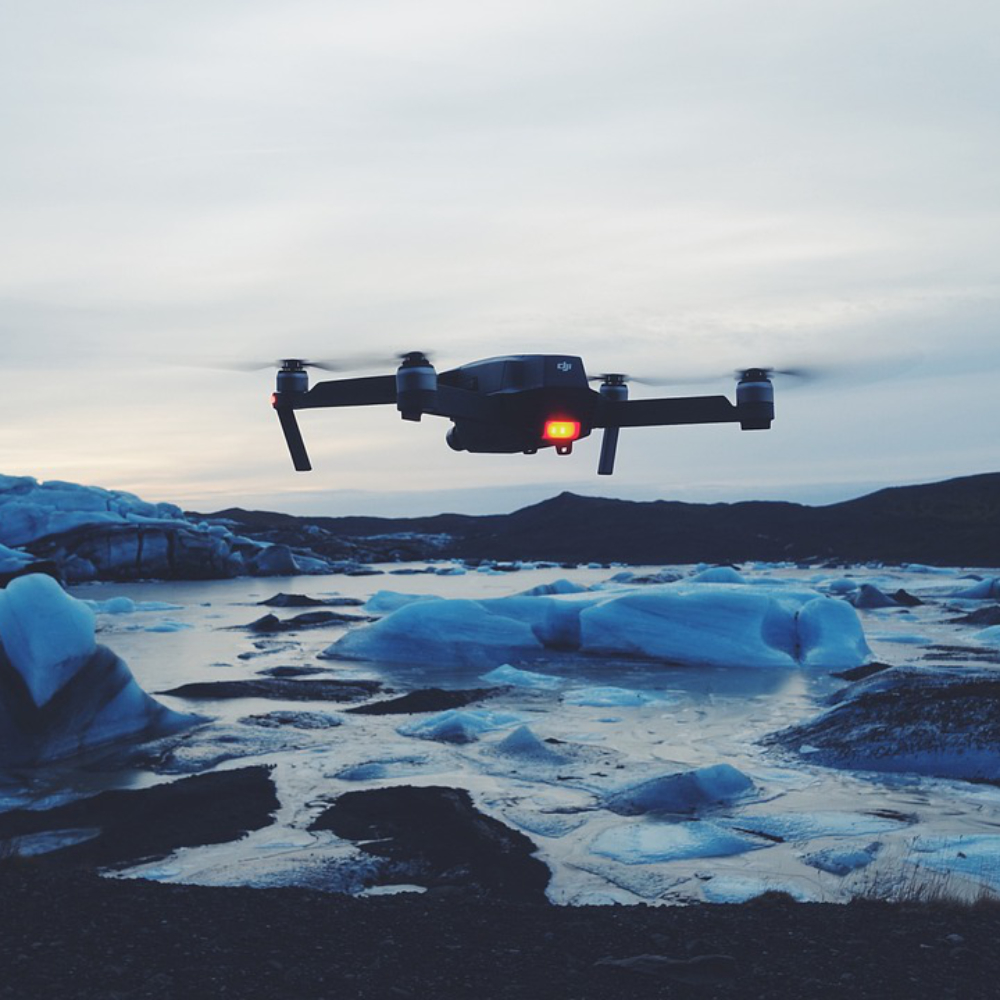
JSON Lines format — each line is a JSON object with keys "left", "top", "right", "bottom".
{"left": 0, "top": 543, "right": 37, "bottom": 576}
{"left": 479, "top": 594, "right": 583, "bottom": 650}
{"left": 974, "top": 626, "right": 1000, "bottom": 646}
{"left": 690, "top": 566, "right": 746, "bottom": 585}
{"left": 142, "top": 620, "right": 194, "bottom": 633}
{"left": 719, "top": 811, "right": 905, "bottom": 841}
{"left": 397, "top": 708, "right": 524, "bottom": 743}
{"left": 0, "top": 574, "right": 96, "bottom": 707}
{"left": 796, "top": 597, "right": 873, "bottom": 668}
{"left": 701, "top": 875, "right": 817, "bottom": 903}
{"left": 364, "top": 591, "right": 443, "bottom": 614}
{"left": 515, "top": 578, "right": 587, "bottom": 597}
{"left": 605, "top": 764, "right": 754, "bottom": 816}
{"left": 953, "top": 578, "right": 1000, "bottom": 599}
{"left": 908, "top": 834, "right": 1000, "bottom": 889}
{"left": 563, "top": 686, "right": 670, "bottom": 707}
{"left": 491, "top": 725, "right": 566, "bottom": 763}
{"left": 580, "top": 587, "right": 801, "bottom": 668}
{"left": 327, "top": 581, "right": 871, "bottom": 670}
{"left": 803, "top": 843, "right": 880, "bottom": 876}
{"left": 480, "top": 664, "right": 562, "bottom": 690}
{"left": 325, "top": 599, "right": 542, "bottom": 665}
{"left": 591, "top": 820, "right": 765, "bottom": 864}
{"left": 0, "top": 579, "right": 199, "bottom": 766}
{"left": 826, "top": 578, "right": 860, "bottom": 594}
{"left": 504, "top": 808, "right": 587, "bottom": 839}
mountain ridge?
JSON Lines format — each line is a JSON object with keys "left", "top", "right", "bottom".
{"left": 196, "top": 471, "right": 1000, "bottom": 567}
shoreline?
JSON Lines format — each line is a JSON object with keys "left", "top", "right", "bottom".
{"left": 3, "top": 869, "right": 998, "bottom": 998}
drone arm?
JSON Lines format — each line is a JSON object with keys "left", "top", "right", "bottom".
{"left": 596, "top": 395, "right": 740, "bottom": 428}
{"left": 292, "top": 375, "right": 398, "bottom": 410}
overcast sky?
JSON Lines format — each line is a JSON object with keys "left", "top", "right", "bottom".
{"left": 2, "top": 0, "right": 998, "bottom": 516}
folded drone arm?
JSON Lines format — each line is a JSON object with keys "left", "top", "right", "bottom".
{"left": 289, "top": 375, "right": 398, "bottom": 409}
{"left": 594, "top": 395, "right": 740, "bottom": 428}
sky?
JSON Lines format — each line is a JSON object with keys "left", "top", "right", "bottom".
{"left": 1, "top": 0, "right": 998, "bottom": 517}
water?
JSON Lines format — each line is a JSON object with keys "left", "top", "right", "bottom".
{"left": 17, "top": 562, "right": 995, "bottom": 904}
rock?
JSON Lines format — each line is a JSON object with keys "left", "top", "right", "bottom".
{"left": 308, "top": 785, "right": 550, "bottom": 901}
{"left": 850, "top": 585, "right": 900, "bottom": 609}
{"left": 830, "top": 662, "right": 892, "bottom": 681}
{"left": 948, "top": 606, "right": 1000, "bottom": 627}
{"left": 258, "top": 593, "right": 365, "bottom": 608}
{"left": 157, "top": 678, "right": 383, "bottom": 702}
{"left": 238, "top": 711, "right": 343, "bottom": 729}
{"left": 596, "top": 953, "right": 737, "bottom": 984}
{"left": 243, "top": 610, "right": 369, "bottom": 632}
{"left": 345, "top": 687, "right": 497, "bottom": 716}
{"left": 764, "top": 666, "right": 1000, "bottom": 780}
{"left": 0, "top": 766, "right": 278, "bottom": 867}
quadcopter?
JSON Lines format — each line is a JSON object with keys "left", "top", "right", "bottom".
{"left": 271, "top": 353, "right": 774, "bottom": 476}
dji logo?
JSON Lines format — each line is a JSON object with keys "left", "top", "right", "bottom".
{"left": 556, "top": 361, "right": 573, "bottom": 372}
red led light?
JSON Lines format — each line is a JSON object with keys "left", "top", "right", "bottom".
{"left": 543, "top": 419, "right": 581, "bottom": 442}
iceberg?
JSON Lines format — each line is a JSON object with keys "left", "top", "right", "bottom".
{"left": 323, "top": 581, "right": 872, "bottom": 670}
{"left": 0, "top": 574, "right": 199, "bottom": 765}
{"left": 0, "top": 474, "right": 339, "bottom": 582}
{"left": 327, "top": 599, "right": 543, "bottom": 666}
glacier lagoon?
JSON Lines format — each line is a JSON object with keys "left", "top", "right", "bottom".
{"left": 4, "top": 561, "right": 1000, "bottom": 906}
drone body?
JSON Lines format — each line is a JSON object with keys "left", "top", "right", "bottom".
{"left": 271, "top": 353, "right": 774, "bottom": 475}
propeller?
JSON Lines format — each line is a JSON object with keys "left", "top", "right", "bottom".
{"left": 186, "top": 350, "right": 440, "bottom": 374}
{"left": 598, "top": 351, "right": 922, "bottom": 389}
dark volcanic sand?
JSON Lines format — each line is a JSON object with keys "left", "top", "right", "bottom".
{"left": 1, "top": 871, "right": 998, "bottom": 998}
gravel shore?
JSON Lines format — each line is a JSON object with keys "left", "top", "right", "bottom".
{"left": 2, "top": 869, "right": 998, "bottom": 999}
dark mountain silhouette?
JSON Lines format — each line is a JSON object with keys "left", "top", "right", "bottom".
{"left": 197, "top": 471, "right": 1000, "bottom": 567}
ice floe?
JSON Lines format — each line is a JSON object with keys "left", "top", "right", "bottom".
{"left": 718, "top": 811, "right": 906, "bottom": 841}
{"left": 590, "top": 820, "right": 765, "bottom": 864}
{"left": 324, "top": 581, "right": 872, "bottom": 670}
{"left": 563, "top": 686, "right": 671, "bottom": 707}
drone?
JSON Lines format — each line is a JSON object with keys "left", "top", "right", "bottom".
{"left": 271, "top": 353, "right": 774, "bottom": 476}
